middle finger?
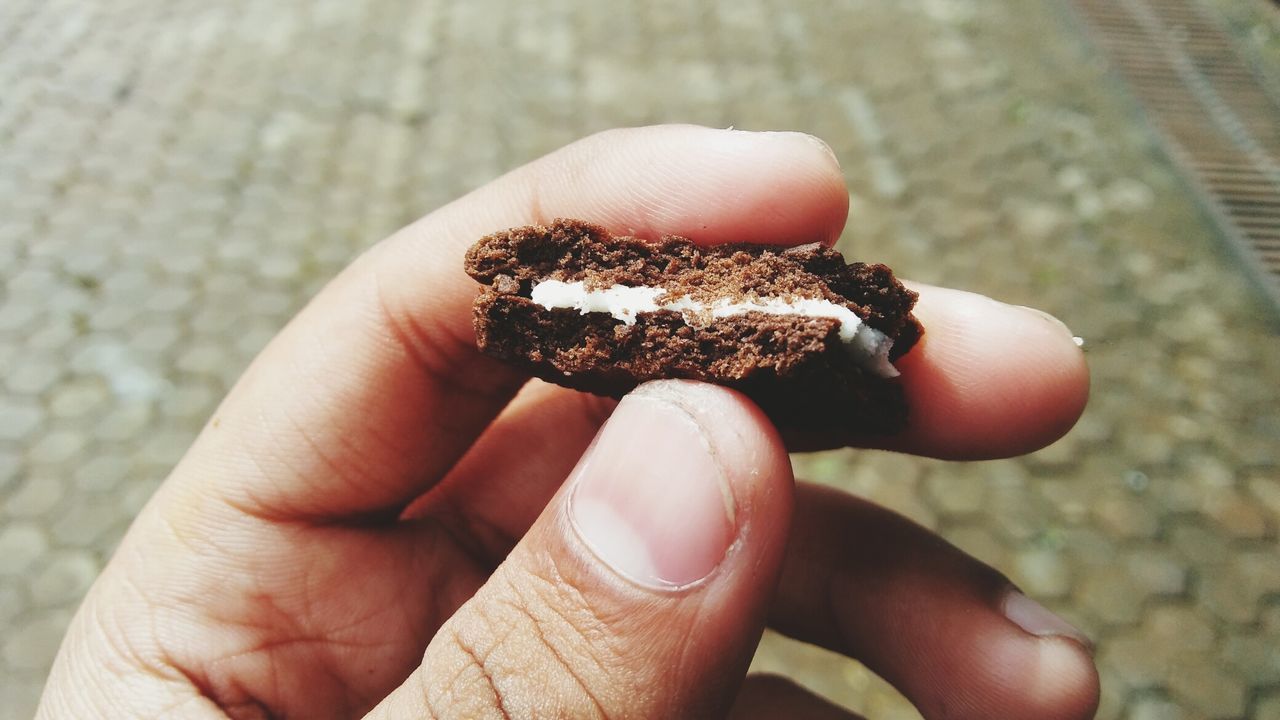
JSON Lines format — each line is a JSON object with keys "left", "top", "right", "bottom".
{"left": 425, "top": 280, "right": 1090, "bottom": 550}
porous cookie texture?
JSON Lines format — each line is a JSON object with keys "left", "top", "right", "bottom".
{"left": 464, "top": 219, "right": 923, "bottom": 432}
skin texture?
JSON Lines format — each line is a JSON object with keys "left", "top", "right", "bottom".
{"left": 37, "top": 125, "right": 1098, "bottom": 719}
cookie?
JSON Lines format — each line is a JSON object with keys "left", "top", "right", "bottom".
{"left": 464, "top": 219, "right": 922, "bottom": 432}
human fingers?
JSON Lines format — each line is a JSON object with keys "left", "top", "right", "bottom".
{"left": 435, "top": 288, "right": 1089, "bottom": 536}
{"left": 728, "top": 675, "right": 865, "bottom": 720}
{"left": 784, "top": 285, "right": 1090, "bottom": 458}
{"left": 426, "top": 288, "right": 1087, "bottom": 560}
{"left": 878, "top": 283, "right": 1089, "bottom": 458}
{"left": 431, "top": 433, "right": 1100, "bottom": 719}
{"left": 170, "top": 125, "right": 846, "bottom": 522}
{"left": 367, "top": 381, "right": 795, "bottom": 719}
{"left": 770, "top": 482, "right": 1099, "bottom": 720}
{"left": 402, "top": 380, "right": 617, "bottom": 547}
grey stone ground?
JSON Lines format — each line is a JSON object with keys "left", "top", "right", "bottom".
{"left": 2, "top": 0, "right": 1279, "bottom": 717}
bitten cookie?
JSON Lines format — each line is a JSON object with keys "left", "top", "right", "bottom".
{"left": 464, "top": 219, "right": 922, "bottom": 433}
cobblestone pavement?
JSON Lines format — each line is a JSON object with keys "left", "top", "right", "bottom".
{"left": 2, "top": 0, "right": 1279, "bottom": 717}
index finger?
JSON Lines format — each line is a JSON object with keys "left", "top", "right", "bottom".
{"left": 170, "top": 125, "right": 849, "bottom": 521}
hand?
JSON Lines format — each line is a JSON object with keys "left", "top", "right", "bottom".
{"left": 38, "top": 125, "right": 1098, "bottom": 719}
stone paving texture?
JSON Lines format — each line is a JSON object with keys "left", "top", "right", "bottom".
{"left": 2, "top": 0, "right": 1279, "bottom": 718}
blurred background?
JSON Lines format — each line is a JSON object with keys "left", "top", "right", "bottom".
{"left": 2, "top": 0, "right": 1279, "bottom": 717}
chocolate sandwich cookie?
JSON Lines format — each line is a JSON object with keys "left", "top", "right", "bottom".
{"left": 465, "top": 219, "right": 922, "bottom": 433}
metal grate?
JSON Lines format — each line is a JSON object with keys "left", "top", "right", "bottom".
{"left": 1067, "top": 0, "right": 1280, "bottom": 313}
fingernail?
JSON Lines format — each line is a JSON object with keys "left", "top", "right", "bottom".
{"left": 756, "top": 130, "right": 840, "bottom": 166}
{"left": 568, "top": 390, "right": 736, "bottom": 589}
{"left": 1002, "top": 589, "right": 1094, "bottom": 652}
{"left": 800, "top": 132, "right": 841, "bottom": 165}
{"left": 1014, "top": 305, "right": 1076, "bottom": 339}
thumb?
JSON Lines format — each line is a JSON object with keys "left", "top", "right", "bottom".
{"left": 369, "top": 380, "right": 795, "bottom": 719}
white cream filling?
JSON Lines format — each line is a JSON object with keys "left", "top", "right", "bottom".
{"left": 530, "top": 279, "right": 899, "bottom": 377}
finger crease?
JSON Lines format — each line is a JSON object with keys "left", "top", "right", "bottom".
{"left": 497, "top": 579, "right": 610, "bottom": 719}
{"left": 450, "top": 630, "right": 514, "bottom": 720}
{"left": 371, "top": 270, "right": 513, "bottom": 402}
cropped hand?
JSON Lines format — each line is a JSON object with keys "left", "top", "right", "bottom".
{"left": 39, "top": 126, "right": 1097, "bottom": 719}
